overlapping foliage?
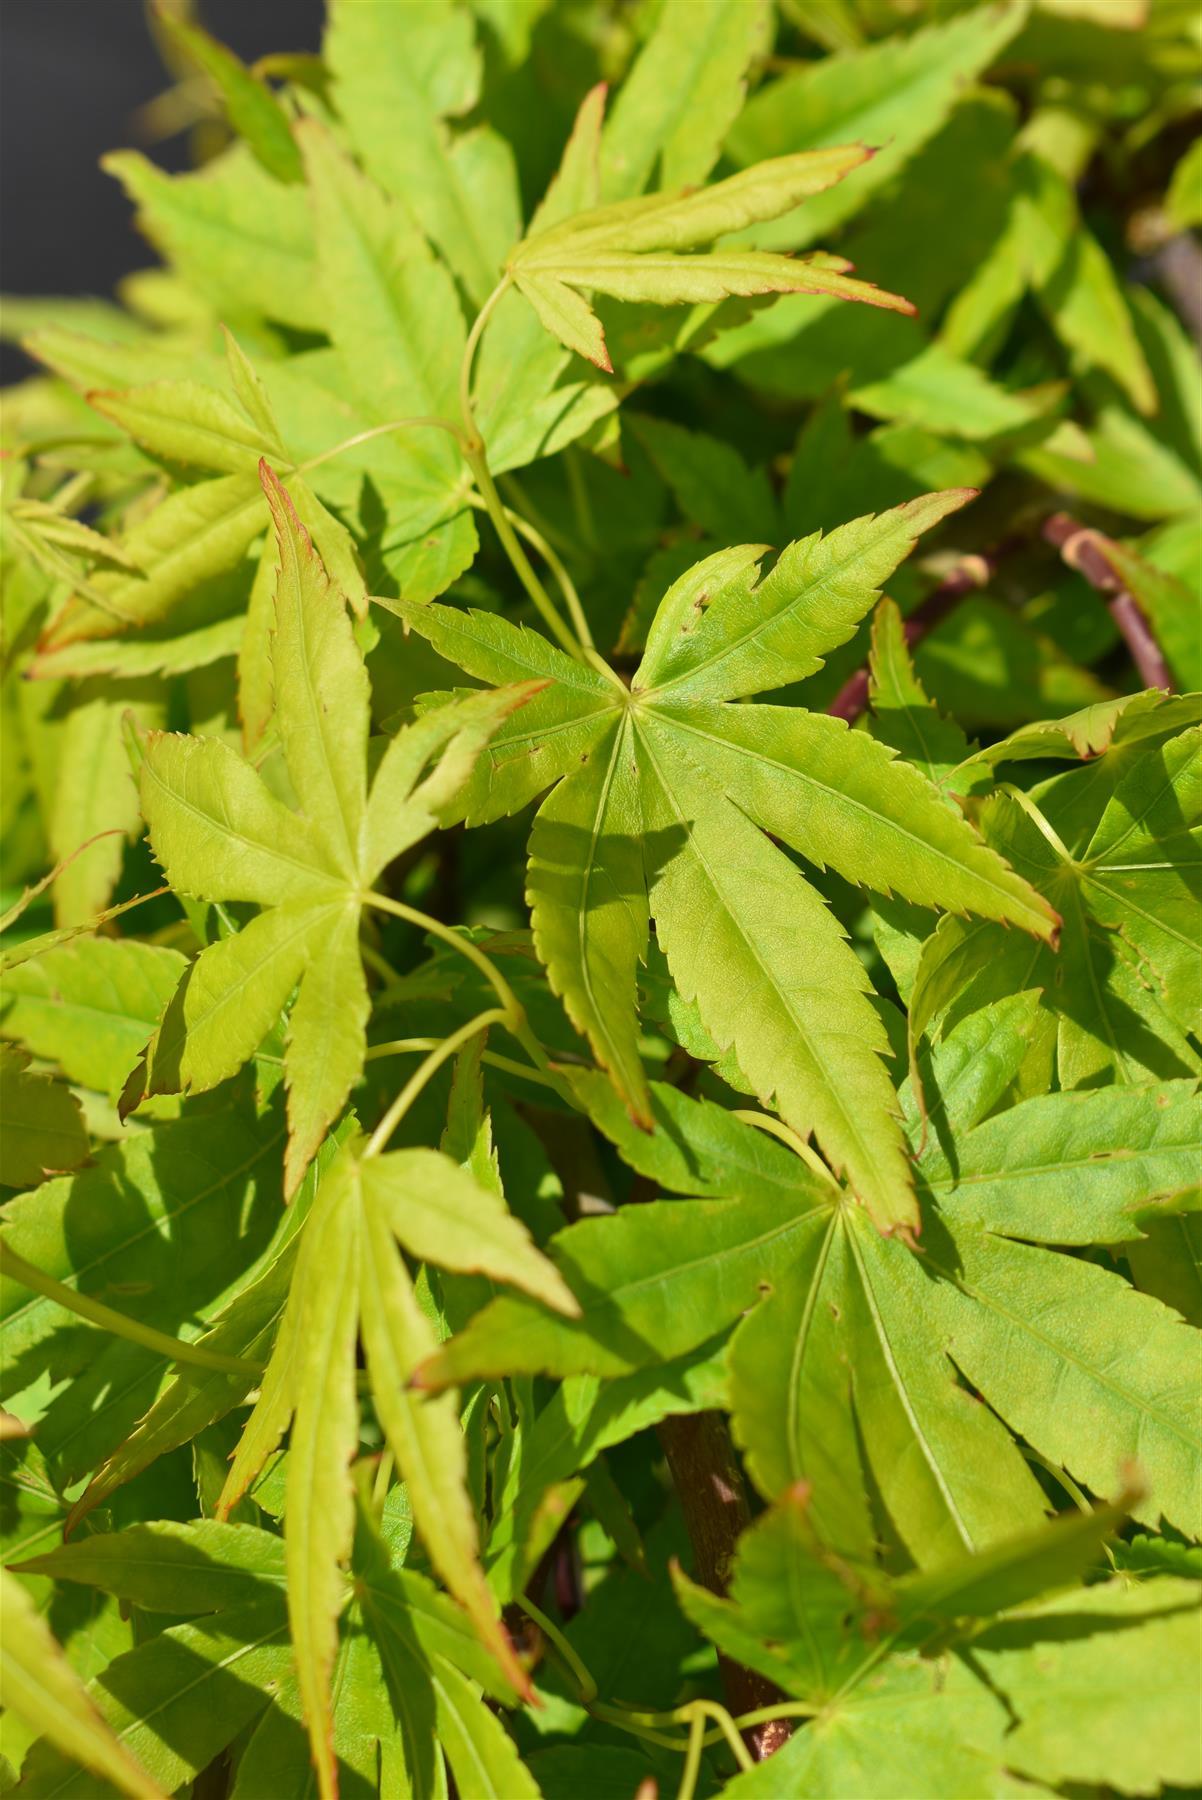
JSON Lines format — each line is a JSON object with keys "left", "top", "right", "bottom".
{"left": 1, "top": 2, "right": 1200, "bottom": 1796}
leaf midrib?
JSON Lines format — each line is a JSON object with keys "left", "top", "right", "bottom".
{"left": 662, "top": 706, "right": 1048, "bottom": 925}
{"left": 638, "top": 520, "right": 908, "bottom": 700}
{"left": 938, "top": 1236, "right": 1201, "bottom": 1450}
{"left": 575, "top": 719, "right": 636, "bottom": 1081}
{"left": 140, "top": 754, "right": 340, "bottom": 892}
{"left": 847, "top": 1225, "right": 976, "bottom": 1554}
{"left": 637, "top": 722, "right": 894, "bottom": 1203}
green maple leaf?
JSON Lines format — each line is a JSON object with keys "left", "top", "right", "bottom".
{"left": 383, "top": 492, "right": 1056, "bottom": 1231}
{"left": 132, "top": 463, "right": 541, "bottom": 1195}
{"left": 675, "top": 1488, "right": 1201, "bottom": 1799}
{"left": 506, "top": 90, "right": 914, "bottom": 373}
{"left": 0, "top": 1045, "right": 88, "bottom": 1192}
{"left": 33, "top": 330, "right": 367, "bottom": 663}
{"left": 912, "top": 718, "right": 1202, "bottom": 1093}
{"left": 0, "top": 1073, "right": 288, "bottom": 1487}
{"left": 420, "top": 997, "right": 1200, "bottom": 1555}
{"left": 12, "top": 1509, "right": 535, "bottom": 1799}
{"left": 213, "top": 1130, "right": 576, "bottom": 1788}
{"left": 0, "top": 935, "right": 186, "bottom": 1101}
{"left": 724, "top": 994, "right": 1201, "bottom": 1558}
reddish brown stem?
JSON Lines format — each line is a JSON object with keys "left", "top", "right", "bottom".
{"left": 1043, "top": 512, "right": 1172, "bottom": 691}
{"left": 826, "top": 551, "right": 995, "bottom": 722}
{"left": 656, "top": 1411, "right": 793, "bottom": 1761}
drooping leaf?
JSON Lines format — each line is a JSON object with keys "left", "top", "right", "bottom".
{"left": 134, "top": 464, "right": 540, "bottom": 1193}
{"left": 0, "top": 1568, "right": 163, "bottom": 1800}
{"left": 157, "top": 12, "right": 302, "bottom": 185}
{"left": 216, "top": 1126, "right": 573, "bottom": 1771}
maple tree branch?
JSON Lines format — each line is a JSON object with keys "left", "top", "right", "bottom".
{"left": 1042, "top": 512, "right": 1173, "bottom": 691}
{"left": 655, "top": 1411, "right": 794, "bottom": 1762}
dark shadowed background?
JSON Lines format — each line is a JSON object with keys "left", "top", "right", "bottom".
{"left": 1, "top": 1, "right": 324, "bottom": 379}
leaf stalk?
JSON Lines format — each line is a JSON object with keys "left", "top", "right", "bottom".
{"left": 0, "top": 1245, "right": 264, "bottom": 1378}
{"left": 363, "top": 1007, "right": 509, "bottom": 1157}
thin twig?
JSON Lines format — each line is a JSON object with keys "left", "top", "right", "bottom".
{"left": 826, "top": 551, "right": 995, "bottom": 721}
{"left": 1043, "top": 512, "right": 1172, "bottom": 691}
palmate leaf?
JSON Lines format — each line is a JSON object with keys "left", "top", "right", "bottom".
{"left": 63, "top": 1214, "right": 305, "bottom": 1532}
{"left": 132, "top": 464, "right": 540, "bottom": 1195}
{"left": 324, "top": 0, "right": 519, "bottom": 309}
{"left": 33, "top": 331, "right": 368, "bottom": 665}
{"left": 470, "top": 91, "right": 619, "bottom": 476}
{"left": 598, "top": 0, "right": 767, "bottom": 201}
{"left": 11, "top": 1511, "right": 527, "bottom": 1799}
{"left": 215, "top": 1132, "right": 574, "bottom": 1793}
{"left": 734, "top": 998, "right": 1200, "bottom": 1553}
{"left": 725, "top": 2, "right": 1028, "bottom": 251}
{"left": 916, "top": 1079, "right": 1202, "bottom": 1242}
{"left": 675, "top": 1478, "right": 1137, "bottom": 1708}
{"left": 7, "top": 4, "right": 1202, "bottom": 1791}
{"left": 944, "top": 147, "right": 1155, "bottom": 415}
{"left": 385, "top": 492, "right": 1054, "bottom": 1231}
{"left": 11, "top": 1522, "right": 294, "bottom": 1798}
{"left": 104, "top": 143, "right": 321, "bottom": 331}
{"left": 296, "top": 119, "right": 465, "bottom": 475}
{"left": 30, "top": 150, "right": 475, "bottom": 664}
{"left": 675, "top": 1489, "right": 1201, "bottom": 1800}
{"left": 446, "top": 1004, "right": 1200, "bottom": 1562}
{"left": 912, "top": 722, "right": 1202, "bottom": 1093}
{"left": 507, "top": 132, "right": 914, "bottom": 372}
